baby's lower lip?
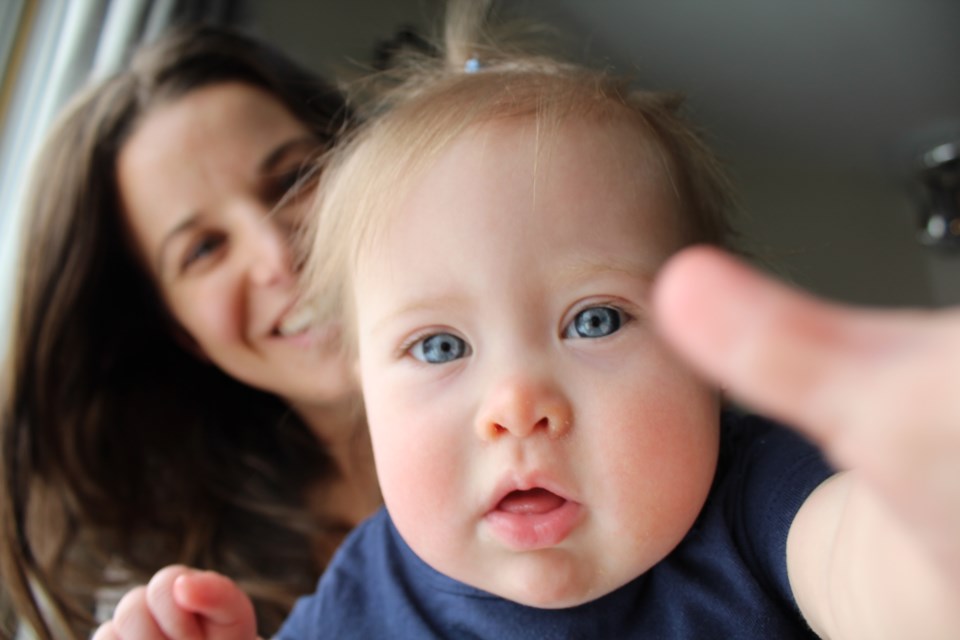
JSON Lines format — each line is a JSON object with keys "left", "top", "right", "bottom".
{"left": 484, "top": 489, "right": 581, "bottom": 551}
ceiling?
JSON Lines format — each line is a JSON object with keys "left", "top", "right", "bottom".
{"left": 518, "top": 0, "right": 960, "bottom": 179}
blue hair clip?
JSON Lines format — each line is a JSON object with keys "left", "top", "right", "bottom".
{"left": 464, "top": 56, "right": 481, "bottom": 74}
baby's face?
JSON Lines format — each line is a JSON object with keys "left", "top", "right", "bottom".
{"left": 354, "top": 116, "right": 720, "bottom": 608}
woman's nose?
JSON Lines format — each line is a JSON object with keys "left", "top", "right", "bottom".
{"left": 246, "top": 213, "right": 295, "bottom": 286}
{"left": 474, "top": 370, "right": 573, "bottom": 441}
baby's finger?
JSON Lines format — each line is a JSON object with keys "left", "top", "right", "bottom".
{"left": 109, "top": 585, "right": 169, "bottom": 640}
{"left": 173, "top": 571, "right": 258, "bottom": 640}
{"left": 145, "top": 565, "right": 205, "bottom": 639}
{"left": 91, "top": 621, "right": 119, "bottom": 640}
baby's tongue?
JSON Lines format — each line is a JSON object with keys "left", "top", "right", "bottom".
{"left": 497, "top": 488, "right": 564, "bottom": 515}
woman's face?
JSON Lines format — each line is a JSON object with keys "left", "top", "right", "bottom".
{"left": 118, "top": 82, "right": 354, "bottom": 411}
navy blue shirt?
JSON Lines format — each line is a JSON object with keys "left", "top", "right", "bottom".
{"left": 278, "top": 414, "right": 831, "bottom": 639}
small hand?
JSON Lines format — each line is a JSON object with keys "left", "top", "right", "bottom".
{"left": 92, "top": 565, "right": 259, "bottom": 640}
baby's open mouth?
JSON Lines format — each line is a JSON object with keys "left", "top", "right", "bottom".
{"left": 496, "top": 488, "right": 566, "bottom": 515}
{"left": 485, "top": 487, "right": 581, "bottom": 550}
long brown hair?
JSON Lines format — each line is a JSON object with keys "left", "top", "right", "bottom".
{"left": 0, "top": 25, "right": 353, "bottom": 639}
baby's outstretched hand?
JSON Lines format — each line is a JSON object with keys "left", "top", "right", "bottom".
{"left": 653, "top": 246, "right": 960, "bottom": 584}
{"left": 92, "top": 565, "right": 259, "bottom": 640}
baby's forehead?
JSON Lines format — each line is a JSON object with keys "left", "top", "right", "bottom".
{"left": 344, "top": 115, "right": 674, "bottom": 269}
{"left": 360, "top": 114, "right": 684, "bottom": 260}
{"left": 377, "top": 111, "right": 670, "bottom": 211}
{"left": 329, "top": 81, "right": 707, "bottom": 284}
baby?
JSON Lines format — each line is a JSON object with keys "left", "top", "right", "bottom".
{"left": 94, "top": 3, "right": 960, "bottom": 639}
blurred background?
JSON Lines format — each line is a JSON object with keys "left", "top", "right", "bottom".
{"left": 247, "top": 0, "right": 960, "bottom": 308}
{"left": 2, "top": 0, "right": 959, "bottom": 337}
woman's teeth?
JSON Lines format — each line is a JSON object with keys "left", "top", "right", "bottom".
{"left": 277, "top": 307, "right": 315, "bottom": 336}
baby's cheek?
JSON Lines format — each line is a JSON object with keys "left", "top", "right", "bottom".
{"left": 368, "top": 395, "right": 462, "bottom": 541}
{"left": 377, "top": 436, "right": 469, "bottom": 581}
{"left": 600, "top": 374, "right": 718, "bottom": 529}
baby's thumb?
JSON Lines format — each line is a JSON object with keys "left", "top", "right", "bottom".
{"left": 173, "top": 572, "right": 259, "bottom": 640}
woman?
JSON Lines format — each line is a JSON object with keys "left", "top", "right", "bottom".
{"left": 0, "top": 25, "right": 380, "bottom": 639}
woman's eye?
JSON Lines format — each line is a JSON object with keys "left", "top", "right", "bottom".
{"left": 564, "top": 306, "right": 623, "bottom": 339}
{"left": 409, "top": 333, "right": 470, "bottom": 364}
{"left": 267, "top": 170, "right": 303, "bottom": 204}
{"left": 265, "top": 166, "right": 317, "bottom": 209}
{"left": 267, "top": 170, "right": 317, "bottom": 233}
{"left": 181, "top": 233, "right": 225, "bottom": 270}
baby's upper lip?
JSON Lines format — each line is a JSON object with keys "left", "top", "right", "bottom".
{"left": 485, "top": 472, "right": 575, "bottom": 515}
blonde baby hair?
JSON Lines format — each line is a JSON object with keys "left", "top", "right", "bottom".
{"left": 302, "top": 0, "right": 737, "bottom": 355}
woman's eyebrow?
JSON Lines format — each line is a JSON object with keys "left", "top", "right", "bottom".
{"left": 368, "top": 292, "right": 469, "bottom": 338}
{"left": 259, "top": 135, "right": 320, "bottom": 174}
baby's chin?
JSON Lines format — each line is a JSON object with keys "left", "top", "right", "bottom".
{"left": 464, "top": 554, "right": 640, "bottom": 610}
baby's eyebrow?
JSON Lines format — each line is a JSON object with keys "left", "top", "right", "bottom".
{"left": 555, "top": 258, "right": 658, "bottom": 288}
{"left": 367, "top": 291, "right": 469, "bottom": 337}
{"left": 364, "top": 260, "right": 658, "bottom": 337}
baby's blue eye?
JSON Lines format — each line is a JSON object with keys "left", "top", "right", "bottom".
{"left": 564, "top": 306, "right": 622, "bottom": 339}
{"left": 410, "top": 333, "right": 470, "bottom": 363}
